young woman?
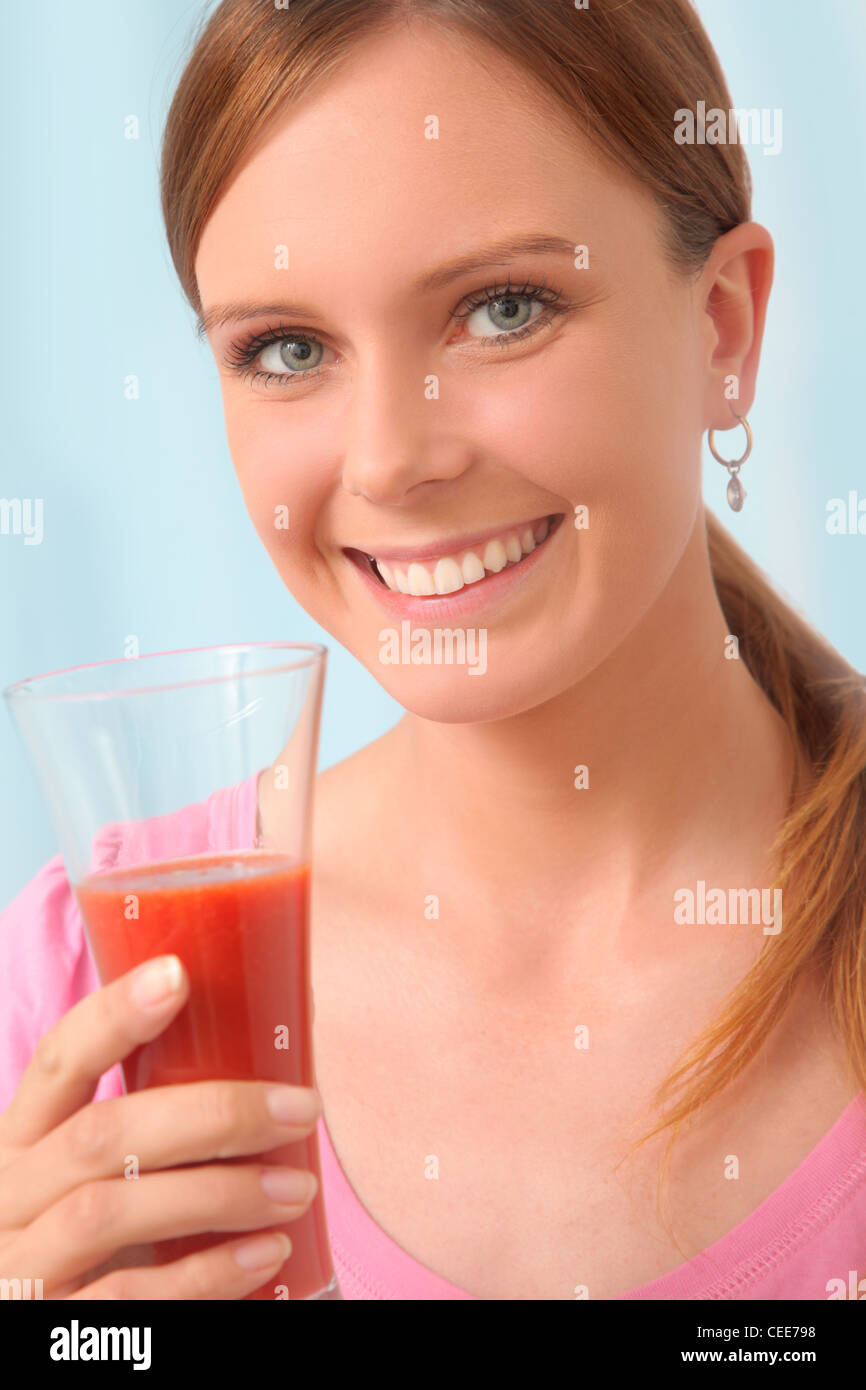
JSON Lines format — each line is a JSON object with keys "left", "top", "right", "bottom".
{"left": 1, "top": 0, "right": 864, "bottom": 1301}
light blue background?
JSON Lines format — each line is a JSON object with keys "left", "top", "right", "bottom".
{"left": 2, "top": 0, "right": 864, "bottom": 908}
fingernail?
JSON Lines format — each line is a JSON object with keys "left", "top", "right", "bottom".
{"left": 233, "top": 1232, "right": 292, "bottom": 1270}
{"left": 266, "top": 1085, "right": 322, "bottom": 1125}
{"left": 130, "top": 956, "right": 183, "bottom": 1009}
{"left": 260, "top": 1167, "right": 318, "bottom": 1204}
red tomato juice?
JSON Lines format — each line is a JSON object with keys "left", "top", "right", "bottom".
{"left": 74, "top": 849, "right": 337, "bottom": 1300}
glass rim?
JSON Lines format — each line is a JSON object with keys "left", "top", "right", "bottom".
{"left": 2, "top": 641, "right": 328, "bottom": 704}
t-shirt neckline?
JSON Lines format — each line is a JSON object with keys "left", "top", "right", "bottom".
{"left": 313, "top": 1092, "right": 866, "bottom": 1300}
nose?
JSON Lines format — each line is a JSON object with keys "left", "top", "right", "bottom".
{"left": 340, "top": 350, "right": 473, "bottom": 505}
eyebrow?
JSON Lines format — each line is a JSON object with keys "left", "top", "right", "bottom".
{"left": 195, "top": 232, "right": 579, "bottom": 338}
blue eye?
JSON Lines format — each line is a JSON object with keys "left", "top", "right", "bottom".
{"left": 259, "top": 337, "right": 325, "bottom": 374}
{"left": 449, "top": 277, "right": 571, "bottom": 347}
{"left": 224, "top": 276, "right": 573, "bottom": 387}
{"left": 464, "top": 293, "right": 543, "bottom": 337}
{"left": 225, "top": 329, "right": 332, "bottom": 385}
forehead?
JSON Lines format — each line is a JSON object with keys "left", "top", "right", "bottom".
{"left": 195, "top": 22, "right": 651, "bottom": 306}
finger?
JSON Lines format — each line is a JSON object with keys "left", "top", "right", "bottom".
{"left": 6, "top": 1161, "right": 317, "bottom": 1293}
{"left": 0, "top": 956, "right": 189, "bottom": 1147}
{"left": 2, "top": 1080, "right": 322, "bottom": 1228}
{"left": 68, "top": 1230, "right": 293, "bottom": 1301}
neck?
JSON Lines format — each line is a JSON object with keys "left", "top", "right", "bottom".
{"left": 391, "top": 517, "right": 796, "bottom": 930}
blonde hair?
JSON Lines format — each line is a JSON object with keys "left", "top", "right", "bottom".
{"left": 160, "top": 0, "right": 866, "bottom": 1176}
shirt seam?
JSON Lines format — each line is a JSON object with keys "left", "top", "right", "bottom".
{"left": 692, "top": 1148, "right": 866, "bottom": 1299}
{"left": 331, "top": 1235, "right": 394, "bottom": 1300}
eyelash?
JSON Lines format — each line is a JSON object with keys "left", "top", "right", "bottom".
{"left": 223, "top": 276, "right": 574, "bottom": 387}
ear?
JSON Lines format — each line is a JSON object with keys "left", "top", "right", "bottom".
{"left": 699, "top": 221, "right": 774, "bottom": 432}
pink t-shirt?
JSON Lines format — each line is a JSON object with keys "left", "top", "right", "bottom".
{"left": 2, "top": 774, "right": 865, "bottom": 1300}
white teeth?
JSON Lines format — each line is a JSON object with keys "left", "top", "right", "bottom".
{"left": 504, "top": 535, "right": 522, "bottom": 564}
{"left": 461, "top": 551, "right": 486, "bottom": 584}
{"left": 407, "top": 562, "right": 436, "bottom": 597}
{"left": 482, "top": 538, "right": 508, "bottom": 573}
{"left": 434, "top": 557, "right": 465, "bottom": 595}
{"left": 367, "top": 516, "right": 556, "bottom": 596}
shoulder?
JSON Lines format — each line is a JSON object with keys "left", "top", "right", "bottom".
{"left": 0, "top": 854, "right": 101, "bottom": 1111}
{"left": 0, "top": 854, "right": 89, "bottom": 986}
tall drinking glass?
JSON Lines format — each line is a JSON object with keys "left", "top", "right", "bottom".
{"left": 4, "top": 642, "right": 340, "bottom": 1300}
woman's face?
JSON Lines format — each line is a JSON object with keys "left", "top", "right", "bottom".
{"left": 196, "top": 22, "right": 723, "bottom": 721}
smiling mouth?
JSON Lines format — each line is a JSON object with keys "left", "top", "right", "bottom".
{"left": 346, "top": 513, "right": 565, "bottom": 598}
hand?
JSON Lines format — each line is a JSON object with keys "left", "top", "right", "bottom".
{"left": 0, "top": 955, "right": 322, "bottom": 1299}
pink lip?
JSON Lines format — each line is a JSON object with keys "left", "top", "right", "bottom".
{"left": 345, "top": 514, "right": 565, "bottom": 620}
{"left": 344, "top": 513, "right": 557, "bottom": 564}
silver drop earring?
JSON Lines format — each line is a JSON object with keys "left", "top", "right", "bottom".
{"left": 708, "top": 410, "right": 753, "bottom": 512}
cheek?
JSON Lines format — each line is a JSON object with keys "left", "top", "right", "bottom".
{"left": 471, "top": 315, "right": 700, "bottom": 536}
{"left": 569, "top": 370, "right": 702, "bottom": 639}
{"left": 222, "top": 396, "right": 333, "bottom": 567}
{"left": 473, "top": 315, "right": 704, "bottom": 680}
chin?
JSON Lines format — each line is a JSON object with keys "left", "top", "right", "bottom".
{"left": 363, "top": 656, "right": 576, "bottom": 725}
